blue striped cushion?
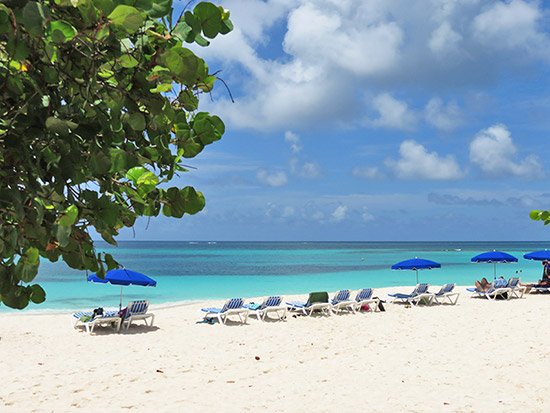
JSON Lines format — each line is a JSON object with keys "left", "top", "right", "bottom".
{"left": 356, "top": 288, "right": 372, "bottom": 301}
{"left": 264, "top": 296, "right": 281, "bottom": 307}
{"left": 332, "top": 290, "right": 350, "bottom": 304}
{"left": 128, "top": 300, "right": 148, "bottom": 315}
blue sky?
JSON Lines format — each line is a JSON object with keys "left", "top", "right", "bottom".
{"left": 122, "top": 0, "right": 550, "bottom": 241}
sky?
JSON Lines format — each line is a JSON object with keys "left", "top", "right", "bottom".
{"left": 121, "top": 0, "right": 550, "bottom": 241}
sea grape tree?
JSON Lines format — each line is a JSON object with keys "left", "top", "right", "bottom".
{"left": 0, "top": 0, "right": 233, "bottom": 308}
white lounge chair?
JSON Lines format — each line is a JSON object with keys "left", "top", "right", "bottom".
{"left": 201, "top": 298, "right": 249, "bottom": 325}
{"left": 121, "top": 300, "right": 155, "bottom": 330}
{"left": 287, "top": 292, "right": 332, "bottom": 316}
{"left": 354, "top": 288, "right": 380, "bottom": 312}
{"left": 73, "top": 310, "right": 121, "bottom": 334}
{"left": 331, "top": 290, "right": 356, "bottom": 314}
{"left": 388, "top": 283, "right": 434, "bottom": 306}
{"left": 507, "top": 277, "right": 526, "bottom": 299}
{"left": 467, "top": 280, "right": 511, "bottom": 300}
{"left": 244, "top": 296, "right": 287, "bottom": 321}
{"left": 432, "top": 283, "right": 460, "bottom": 305}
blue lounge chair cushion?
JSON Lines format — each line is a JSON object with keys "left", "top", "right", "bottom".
{"left": 388, "top": 293, "right": 413, "bottom": 299}
{"left": 286, "top": 301, "right": 306, "bottom": 308}
{"left": 243, "top": 303, "right": 262, "bottom": 311}
{"left": 201, "top": 307, "right": 222, "bottom": 313}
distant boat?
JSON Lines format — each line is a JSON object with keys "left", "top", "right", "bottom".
{"left": 454, "top": 248, "right": 462, "bottom": 251}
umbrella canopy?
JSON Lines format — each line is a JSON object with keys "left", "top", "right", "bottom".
{"left": 87, "top": 268, "right": 157, "bottom": 309}
{"left": 391, "top": 258, "right": 441, "bottom": 283}
{"left": 523, "top": 250, "right": 550, "bottom": 261}
{"left": 470, "top": 251, "right": 517, "bottom": 279}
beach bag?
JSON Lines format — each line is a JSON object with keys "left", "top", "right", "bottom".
{"left": 361, "top": 303, "right": 371, "bottom": 312}
{"left": 118, "top": 307, "right": 128, "bottom": 319}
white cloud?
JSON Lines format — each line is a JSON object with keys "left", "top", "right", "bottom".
{"left": 469, "top": 124, "right": 543, "bottom": 178}
{"left": 361, "top": 210, "right": 375, "bottom": 223}
{"left": 370, "top": 93, "right": 417, "bottom": 131}
{"left": 472, "top": 0, "right": 550, "bottom": 59}
{"left": 331, "top": 205, "right": 348, "bottom": 222}
{"left": 286, "top": 130, "right": 321, "bottom": 179}
{"left": 283, "top": 3, "right": 403, "bottom": 77}
{"left": 352, "top": 166, "right": 383, "bottom": 179}
{"left": 386, "top": 140, "right": 464, "bottom": 180}
{"left": 198, "top": 0, "right": 550, "bottom": 131}
{"left": 284, "top": 130, "right": 302, "bottom": 154}
{"left": 282, "top": 206, "right": 295, "bottom": 218}
{"left": 429, "top": 21, "right": 463, "bottom": 56}
{"left": 424, "top": 97, "right": 462, "bottom": 132}
{"left": 256, "top": 169, "right": 288, "bottom": 186}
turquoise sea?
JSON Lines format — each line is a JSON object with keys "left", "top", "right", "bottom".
{"left": 5, "top": 241, "right": 550, "bottom": 312}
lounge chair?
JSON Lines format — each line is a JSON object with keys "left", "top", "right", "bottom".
{"left": 354, "top": 288, "right": 380, "bottom": 312}
{"left": 432, "top": 283, "right": 460, "bottom": 305}
{"left": 531, "top": 286, "right": 550, "bottom": 293}
{"left": 467, "top": 280, "right": 511, "bottom": 300}
{"left": 73, "top": 310, "right": 121, "bottom": 334}
{"left": 330, "top": 290, "right": 356, "bottom": 314}
{"left": 244, "top": 296, "right": 287, "bottom": 321}
{"left": 388, "top": 283, "right": 434, "bottom": 306}
{"left": 507, "top": 277, "right": 526, "bottom": 299}
{"left": 201, "top": 298, "right": 249, "bottom": 325}
{"left": 287, "top": 292, "right": 332, "bottom": 316}
{"left": 121, "top": 300, "right": 155, "bottom": 330}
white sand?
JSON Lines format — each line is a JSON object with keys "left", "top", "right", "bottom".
{"left": 1, "top": 286, "right": 549, "bottom": 412}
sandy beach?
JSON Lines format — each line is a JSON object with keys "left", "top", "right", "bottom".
{"left": 1, "top": 286, "right": 549, "bottom": 413}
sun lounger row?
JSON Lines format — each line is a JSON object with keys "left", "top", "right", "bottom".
{"left": 466, "top": 277, "right": 525, "bottom": 300}
{"left": 201, "top": 288, "right": 382, "bottom": 325}
{"left": 73, "top": 300, "right": 155, "bottom": 334}
{"left": 389, "top": 283, "right": 460, "bottom": 306}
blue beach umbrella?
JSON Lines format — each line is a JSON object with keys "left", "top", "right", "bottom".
{"left": 523, "top": 250, "right": 550, "bottom": 261}
{"left": 470, "top": 251, "right": 517, "bottom": 279}
{"left": 87, "top": 268, "right": 157, "bottom": 309}
{"left": 391, "top": 257, "right": 441, "bottom": 284}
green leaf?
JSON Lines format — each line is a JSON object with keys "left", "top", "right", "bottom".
{"left": 193, "top": 2, "right": 222, "bottom": 39}
{"left": 45, "top": 117, "right": 77, "bottom": 137}
{"left": 49, "top": 20, "right": 77, "bottom": 43}
{"left": 530, "top": 210, "right": 541, "bottom": 220}
{"left": 21, "top": 1, "right": 47, "bottom": 36}
{"left": 136, "top": 171, "right": 158, "bottom": 194}
{"left": 160, "top": 47, "right": 203, "bottom": 85}
{"left": 127, "top": 112, "right": 146, "bottom": 131}
{"left": 143, "top": 0, "right": 172, "bottom": 18}
{"left": 56, "top": 224, "right": 72, "bottom": 247}
{"left": 58, "top": 205, "right": 79, "bottom": 226}
{"left": 108, "top": 5, "right": 144, "bottom": 34}
{"left": 29, "top": 284, "right": 46, "bottom": 304}
{"left": 119, "top": 54, "right": 139, "bottom": 68}
{"left": 178, "top": 89, "right": 199, "bottom": 111}
{"left": 126, "top": 166, "right": 147, "bottom": 184}
{"left": 109, "top": 148, "right": 128, "bottom": 172}
{"left": 15, "top": 247, "right": 40, "bottom": 283}
{"left": 181, "top": 186, "right": 205, "bottom": 214}
{"left": 1, "top": 288, "right": 29, "bottom": 309}
{"left": 90, "top": 150, "right": 111, "bottom": 175}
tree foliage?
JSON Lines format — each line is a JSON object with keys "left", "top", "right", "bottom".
{"left": 0, "top": 0, "right": 232, "bottom": 308}
{"left": 530, "top": 210, "right": 550, "bottom": 226}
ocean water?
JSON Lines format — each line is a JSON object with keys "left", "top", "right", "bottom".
{"left": 4, "top": 241, "right": 550, "bottom": 312}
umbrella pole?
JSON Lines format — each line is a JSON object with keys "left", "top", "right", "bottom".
{"left": 494, "top": 262, "right": 496, "bottom": 280}
{"left": 119, "top": 286, "right": 123, "bottom": 311}
{"left": 416, "top": 269, "right": 419, "bottom": 284}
